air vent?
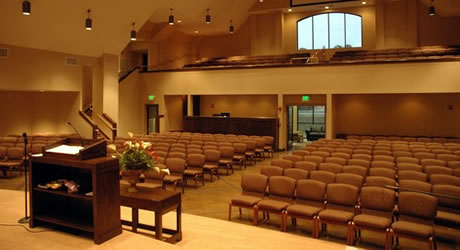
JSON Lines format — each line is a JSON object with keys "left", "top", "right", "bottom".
{"left": 65, "top": 57, "right": 78, "bottom": 66}
{"left": 0, "top": 48, "right": 9, "bottom": 58}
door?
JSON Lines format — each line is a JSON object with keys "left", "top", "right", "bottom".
{"left": 287, "top": 106, "right": 294, "bottom": 151}
{"left": 146, "top": 104, "right": 159, "bottom": 134}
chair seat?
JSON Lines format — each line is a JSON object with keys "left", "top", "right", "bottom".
{"left": 286, "top": 204, "right": 322, "bottom": 217}
{"left": 164, "top": 175, "right": 182, "bottom": 183}
{"left": 231, "top": 195, "right": 263, "bottom": 206}
{"left": 136, "top": 182, "right": 163, "bottom": 189}
{"left": 0, "top": 161, "right": 22, "bottom": 167}
{"left": 353, "top": 214, "right": 392, "bottom": 229}
{"left": 203, "top": 164, "right": 218, "bottom": 170}
{"left": 258, "top": 199, "right": 290, "bottom": 211}
{"left": 436, "top": 211, "right": 460, "bottom": 226}
{"left": 319, "top": 209, "right": 354, "bottom": 223}
{"left": 233, "top": 155, "right": 245, "bottom": 160}
{"left": 184, "top": 169, "right": 202, "bottom": 175}
{"left": 392, "top": 221, "right": 434, "bottom": 238}
{"left": 219, "top": 160, "right": 232, "bottom": 165}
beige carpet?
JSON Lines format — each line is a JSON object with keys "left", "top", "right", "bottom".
{"left": 0, "top": 189, "right": 361, "bottom": 250}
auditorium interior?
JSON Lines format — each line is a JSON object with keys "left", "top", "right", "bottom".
{"left": 1, "top": 0, "right": 460, "bottom": 249}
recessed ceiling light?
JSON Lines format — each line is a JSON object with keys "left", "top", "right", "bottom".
{"left": 288, "top": 8, "right": 292, "bottom": 12}
{"left": 361, "top": 1, "right": 367, "bottom": 4}
{"left": 325, "top": 6, "right": 330, "bottom": 9}
{"left": 194, "top": 30, "right": 199, "bottom": 34}
{"left": 259, "top": 0, "right": 263, "bottom": 2}
{"left": 40, "top": 90, "right": 44, "bottom": 92}
{"left": 177, "top": 20, "right": 182, "bottom": 23}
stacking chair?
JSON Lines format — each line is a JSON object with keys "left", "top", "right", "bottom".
{"left": 342, "top": 165, "right": 368, "bottom": 178}
{"left": 262, "top": 136, "right": 274, "bottom": 158}
{"left": 317, "top": 183, "right": 360, "bottom": 245}
{"left": 335, "top": 173, "right": 364, "bottom": 189}
{"left": 294, "top": 161, "right": 317, "bottom": 172}
{"left": 325, "top": 156, "right": 347, "bottom": 166}
{"left": 397, "top": 156, "right": 419, "bottom": 164}
{"left": 352, "top": 186, "right": 396, "bottom": 250}
{"left": 163, "top": 158, "right": 186, "bottom": 193}
{"left": 244, "top": 140, "right": 257, "bottom": 165}
{"left": 137, "top": 170, "right": 166, "bottom": 189}
{"left": 187, "top": 148, "right": 203, "bottom": 154}
{"left": 232, "top": 142, "right": 247, "bottom": 169}
{"left": 398, "top": 170, "right": 428, "bottom": 182}
{"left": 397, "top": 163, "right": 423, "bottom": 172}
{"left": 436, "top": 154, "right": 459, "bottom": 162}
{"left": 255, "top": 138, "right": 266, "bottom": 161}
{"left": 0, "top": 147, "right": 24, "bottom": 176}
{"left": 399, "top": 180, "right": 432, "bottom": 192}
{"left": 348, "top": 159, "right": 371, "bottom": 168}
{"left": 373, "top": 150, "right": 392, "bottom": 156}
{"left": 260, "top": 165, "right": 283, "bottom": 177}
{"left": 421, "top": 159, "right": 447, "bottom": 167}
{"left": 414, "top": 152, "right": 436, "bottom": 160}
{"left": 365, "top": 176, "right": 396, "bottom": 187}
{"left": 219, "top": 146, "right": 234, "bottom": 175}
{"left": 429, "top": 174, "right": 460, "bottom": 186}
{"left": 311, "top": 151, "right": 330, "bottom": 158}
{"left": 168, "top": 152, "right": 186, "bottom": 160}
{"left": 334, "top": 149, "right": 353, "bottom": 155}
{"left": 371, "top": 161, "right": 395, "bottom": 170}
{"left": 285, "top": 179, "right": 327, "bottom": 237}
{"left": 319, "top": 162, "right": 343, "bottom": 174}
{"left": 255, "top": 176, "right": 296, "bottom": 231}
{"left": 424, "top": 166, "right": 453, "bottom": 176}
{"left": 391, "top": 192, "right": 438, "bottom": 250}
{"left": 292, "top": 150, "right": 310, "bottom": 157}
{"left": 431, "top": 184, "right": 460, "bottom": 228}
{"left": 369, "top": 168, "right": 396, "bottom": 179}
{"left": 184, "top": 154, "right": 205, "bottom": 187}
{"left": 229, "top": 174, "right": 268, "bottom": 222}
{"left": 282, "top": 155, "right": 302, "bottom": 163}
{"left": 203, "top": 149, "right": 221, "bottom": 181}
{"left": 283, "top": 168, "right": 308, "bottom": 180}
{"left": 303, "top": 155, "right": 324, "bottom": 165}
{"left": 373, "top": 155, "right": 395, "bottom": 162}
{"left": 271, "top": 159, "right": 293, "bottom": 169}
{"left": 310, "top": 170, "right": 336, "bottom": 184}
{"left": 393, "top": 151, "right": 413, "bottom": 158}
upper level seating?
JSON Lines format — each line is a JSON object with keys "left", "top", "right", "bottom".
{"left": 330, "top": 45, "right": 460, "bottom": 64}
{"left": 183, "top": 52, "right": 311, "bottom": 68}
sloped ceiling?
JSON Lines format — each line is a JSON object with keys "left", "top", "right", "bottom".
{"left": 0, "top": 0, "right": 458, "bottom": 57}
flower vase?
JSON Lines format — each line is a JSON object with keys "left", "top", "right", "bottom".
{"left": 122, "top": 169, "right": 143, "bottom": 193}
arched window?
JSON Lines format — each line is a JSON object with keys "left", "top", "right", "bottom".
{"left": 297, "top": 13, "right": 362, "bottom": 50}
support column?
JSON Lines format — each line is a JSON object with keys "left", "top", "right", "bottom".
{"left": 326, "top": 94, "right": 334, "bottom": 140}
{"left": 277, "top": 94, "right": 284, "bottom": 150}
{"left": 187, "top": 94, "right": 193, "bottom": 116}
{"left": 102, "top": 53, "right": 119, "bottom": 123}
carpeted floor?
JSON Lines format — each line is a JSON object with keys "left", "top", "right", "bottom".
{"left": 0, "top": 152, "right": 459, "bottom": 250}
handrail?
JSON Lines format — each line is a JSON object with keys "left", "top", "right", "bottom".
{"left": 96, "top": 113, "right": 117, "bottom": 139}
{"left": 119, "top": 66, "right": 140, "bottom": 83}
{"left": 78, "top": 110, "right": 110, "bottom": 140}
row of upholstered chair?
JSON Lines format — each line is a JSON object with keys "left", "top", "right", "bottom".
{"left": 301, "top": 145, "right": 460, "bottom": 156}
{"left": 229, "top": 173, "right": 454, "bottom": 249}
{"left": 345, "top": 134, "right": 460, "bottom": 143}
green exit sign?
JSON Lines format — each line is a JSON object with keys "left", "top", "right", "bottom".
{"left": 302, "top": 95, "right": 310, "bottom": 102}
{"left": 148, "top": 95, "right": 155, "bottom": 101}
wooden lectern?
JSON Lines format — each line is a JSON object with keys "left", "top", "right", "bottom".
{"left": 29, "top": 138, "right": 122, "bottom": 244}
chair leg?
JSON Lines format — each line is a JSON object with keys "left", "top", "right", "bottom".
{"left": 201, "top": 174, "right": 204, "bottom": 186}
{"left": 385, "top": 228, "right": 392, "bottom": 250}
{"left": 228, "top": 204, "right": 232, "bottom": 221}
{"left": 313, "top": 217, "right": 319, "bottom": 238}
{"left": 180, "top": 182, "right": 185, "bottom": 193}
{"left": 239, "top": 208, "right": 242, "bottom": 216}
{"left": 347, "top": 222, "right": 354, "bottom": 245}
{"left": 253, "top": 206, "right": 259, "bottom": 225}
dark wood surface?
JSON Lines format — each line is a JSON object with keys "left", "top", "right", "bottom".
{"left": 29, "top": 155, "right": 122, "bottom": 244}
{"left": 183, "top": 116, "right": 279, "bottom": 150}
{"left": 120, "top": 185, "right": 182, "bottom": 243}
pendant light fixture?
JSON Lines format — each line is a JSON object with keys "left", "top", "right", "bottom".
{"left": 206, "top": 8, "right": 211, "bottom": 24}
{"left": 85, "top": 9, "right": 92, "bottom": 31}
{"left": 429, "top": 0, "right": 435, "bottom": 16}
{"left": 229, "top": 20, "right": 234, "bottom": 34}
{"left": 169, "top": 8, "right": 174, "bottom": 25}
{"left": 130, "top": 22, "right": 136, "bottom": 41}
{"left": 22, "top": 0, "right": 31, "bottom": 16}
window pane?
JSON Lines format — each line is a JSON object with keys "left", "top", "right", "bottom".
{"left": 298, "top": 106, "right": 313, "bottom": 124}
{"left": 313, "top": 14, "right": 328, "bottom": 49}
{"left": 298, "top": 18, "right": 313, "bottom": 50}
{"left": 345, "top": 14, "right": 362, "bottom": 48}
{"left": 329, "top": 13, "right": 345, "bottom": 49}
{"left": 313, "top": 106, "right": 325, "bottom": 124}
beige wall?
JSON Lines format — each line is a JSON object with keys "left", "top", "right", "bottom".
{"left": 200, "top": 95, "right": 278, "bottom": 117}
{"left": 334, "top": 93, "right": 460, "bottom": 138}
{"left": 0, "top": 91, "right": 80, "bottom": 136}
{"left": 118, "top": 72, "right": 143, "bottom": 137}
{"left": 165, "top": 95, "right": 184, "bottom": 131}
{"left": 417, "top": 3, "right": 460, "bottom": 46}
{"left": 132, "top": 61, "right": 460, "bottom": 148}
{"left": 0, "top": 44, "right": 101, "bottom": 138}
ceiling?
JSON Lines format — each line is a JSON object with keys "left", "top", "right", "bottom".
{"left": 0, "top": 0, "right": 459, "bottom": 57}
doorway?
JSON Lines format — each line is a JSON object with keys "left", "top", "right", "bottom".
{"left": 146, "top": 104, "right": 159, "bottom": 134}
{"left": 287, "top": 105, "right": 326, "bottom": 150}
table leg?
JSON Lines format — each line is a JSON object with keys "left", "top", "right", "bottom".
{"left": 155, "top": 211, "right": 163, "bottom": 240}
{"left": 132, "top": 208, "right": 138, "bottom": 233}
{"left": 177, "top": 201, "right": 182, "bottom": 234}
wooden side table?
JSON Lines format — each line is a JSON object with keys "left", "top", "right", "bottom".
{"left": 120, "top": 185, "right": 182, "bottom": 243}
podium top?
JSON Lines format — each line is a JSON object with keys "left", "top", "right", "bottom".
{"left": 43, "top": 138, "right": 107, "bottom": 160}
